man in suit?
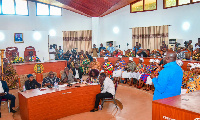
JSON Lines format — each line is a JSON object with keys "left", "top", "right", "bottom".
{"left": 25, "top": 74, "right": 41, "bottom": 90}
{"left": 0, "top": 79, "right": 16, "bottom": 117}
{"left": 72, "top": 63, "right": 82, "bottom": 81}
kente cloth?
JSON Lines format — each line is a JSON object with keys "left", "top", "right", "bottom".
{"left": 182, "top": 71, "right": 194, "bottom": 87}
{"left": 146, "top": 65, "right": 155, "bottom": 74}
{"left": 103, "top": 62, "right": 113, "bottom": 75}
{"left": 136, "top": 63, "right": 146, "bottom": 74}
{"left": 186, "top": 75, "right": 200, "bottom": 93}
{"left": 140, "top": 73, "right": 149, "bottom": 83}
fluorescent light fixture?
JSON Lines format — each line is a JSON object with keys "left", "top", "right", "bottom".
{"left": 49, "top": 29, "right": 56, "bottom": 36}
{"left": 182, "top": 22, "right": 190, "bottom": 31}
{"left": 0, "top": 32, "right": 5, "bottom": 41}
{"left": 33, "top": 32, "right": 41, "bottom": 40}
{"left": 113, "top": 27, "right": 119, "bottom": 34}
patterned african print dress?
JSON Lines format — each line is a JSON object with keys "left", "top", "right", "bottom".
{"left": 81, "top": 58, "right": 90, "bottom": 75}
{"left": 136, "top": 63, "right": 146, "bottom": 74}
{"left": 186, "top": 75, "right": 200, "bottom": 93}
{"left": 182, "top": 71, "right": 194, "bottom": 88}
{"left": 146, "top": 65, "right": 155, "bottom": 74}
{"left": 103, "top": 62, "right": 114, "bottom": 76}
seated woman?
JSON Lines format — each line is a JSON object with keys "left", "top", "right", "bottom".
{"left": 187, "top": 63, "right": 200, "bottom": 93}
{"left": 61, "top": 67, "right": 74, "bottom": 83}
{"left": 145, "top": 59, "right": 161, "bottom": 91}
{"left": 182, "top": 63, "right": 194, "bottom": 88}
{"left": 42, "top": 71, "right": 61, "bottom": 87}
{"left": 87, "top": 69, "right": 100, "bottom": 83}
{"left": 25, "top": 74, "right": 41, "bottom": 90}
{"left": 90, "top": 57, "right": 100, "bottom": 71}
{"left": 137, "top": 68, "right": 149, "bottom": 89}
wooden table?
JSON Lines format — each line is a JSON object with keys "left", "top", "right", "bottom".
{"left": 152, "top": 91, "right": 200, "bottom": 120}
{"left": 18, "top": 84, "right": 100, "bottom": 120}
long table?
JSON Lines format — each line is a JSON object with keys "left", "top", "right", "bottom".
{"left": 18, "top": 84, "right": 100, "bottom": 120}
{"left": 97, "top": 57, "right": 200, "bottom": 71}
{"left": 152, "top": 91, "right": 200, "bottom": 120}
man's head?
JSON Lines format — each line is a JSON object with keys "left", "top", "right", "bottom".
{"left": 64, "top": 67, "right": 69, "bottom": 74}
{"left": 100, "top": 43, "right": 103, "bottom": 47}
{"left": 136, "top": 42, "right": 138, "bottom": 46}
{"left": 86, "top": 51, "right": 89, "bottom": 55}
{"left": 163, "top": 50, "right": 176, "bottom": 65}
{"left": 81, "top": 50, "right": 84, "bottom": 54}
{"left": 75, "top": 63, "right": 79, "bottom": 69}
{"left": 17, "top": 34, "right": 20, "bottom": 38}
{"left": 109, "top": 43, "right": 113, "bottom": 47}
{"left": 99, "top": 73, "right": 106, "bottom": 83}
{"left": 93, "top": 44, "right": 96, "bottom": 48}
{"left": 59, "top": 46, "right": 61, "bottom": 50}
{"left": 189, "top": 40, "right": 192, "bottom": 44}
{"left": 139, "top": 43, "right": 141, "bottom": 47}
{"left": 198, "top": 38, "right": 200, "bottom": 44}
{"left": 93, "top": 58, "right": 96, "bottom": 62}
{"left": 104, "top": 57, "right": 108, "bottom": 62}
{"left": 162, "top": 41, "right": 165, "bottom": 45}
{"left": 27, "top": 74, "right": 34, "bottom": 81}
{"left": 49, "top": 71, "right": 54, "bottom": 78}
{"left": 50, "top": 45, "right": 53, "bottom": 49}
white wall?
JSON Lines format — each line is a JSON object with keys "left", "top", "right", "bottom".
{"left": 99, "top": 0, "right": 200, "bottom": 51}
{"left": 0, "top": 1, "right": 92, "bottom": 62}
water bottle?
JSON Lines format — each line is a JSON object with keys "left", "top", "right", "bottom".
{"left": 190, "top": 56, "right": 192, "bottom": 60}
{"left": 99, "top": 105, "right": 102, "bottom": 110}
{"left": 141, "top": 54, "right": 143, "bottom": 58}
{"left": 23, "top": 85, "right": 26, "bottom": 92}
{"left": 81, "top": 78, "right": 83, "bottom": 84}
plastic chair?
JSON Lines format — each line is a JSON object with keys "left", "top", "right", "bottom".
{"left": 1, "top": 99, "right": 10, "bottom": 113}
{"left": 101, "top": 82, "right": 118, "bottom": 109}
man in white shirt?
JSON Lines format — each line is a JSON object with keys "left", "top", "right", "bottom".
{"left": 0, "top": 80, "right": 16, "bottom": 117}
{"left": 49, "top": 45, "right": 56, "bottom": 60}
{"left": 90, "top": 73, "right": 115, "bottom": 112}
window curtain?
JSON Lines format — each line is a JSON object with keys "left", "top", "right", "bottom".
{"left": 132, "top": 25, "right": 168, "bottom": 51}
{"left": 63, "top": 30, "right": 92, "bottom": 53}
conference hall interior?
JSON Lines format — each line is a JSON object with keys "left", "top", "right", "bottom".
{"left": 0, "top": 0, "right": 200, "bottom": 120}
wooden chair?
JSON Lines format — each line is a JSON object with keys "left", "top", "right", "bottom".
{"left": 101, "top": 82, "right": 118, "bottom": 109}
{"left": 60, "top": 70, "right": 64, "bottom": 79}
{"left": 5, "top": 47, "right": 19, "bottom": 62}
{"left": 1, "top": 99, "right": 10, "bottom": 113}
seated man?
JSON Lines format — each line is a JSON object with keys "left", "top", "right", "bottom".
{"left": 61, "top": 67, "right": 74, "bottom": 83}
{"left": 90, "top": 73, "right": 115, "bottom": 112}
{"left": 0, "top": 79, "right": 16, "bottom": 117}
{"left": 25, "top": 74, "right": 41, "bottom": 90}
{"left": 42, "top": 71, "right": 61, "bottom": 87}
{"left": 72, "top": 63, "right": 83, "bottom": 82}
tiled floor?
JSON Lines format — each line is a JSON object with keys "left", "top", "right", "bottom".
{"left": 1, "top": 84, "right": 153, "bottom": 120}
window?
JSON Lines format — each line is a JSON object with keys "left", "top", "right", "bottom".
{"left": 165, "top": 0, "right": 176, "bottom": 8}
{"left": 179, "top": 0, "right": 190, "bottom": 5}
{"left": 130, "top": 0, "right": 157, "bottom": 13}
{"left": 37, "top": 3, "right": 49, "bottom": 15}
{"left": 16, "top": 0, "right": 28, "bottom": 15}
{"left": 0, "top": 0, "right": 28, "bottom": 15}
{"left": 193, "top": 0, "right": 200, "bottom": 2}
{"left": 50, "top": 6, "right": 61, "bottom": 16}
{"left": 36, "top": 2, "right": 62, "bottom": 16}
{"left": 2, "top": 0, "right": 15, "bottom": 14}
{"left": 144, "top": 0, "right": 157, "bottom": 10}
{"left": 164, "top": 0, "right": 200, "bottom": 8}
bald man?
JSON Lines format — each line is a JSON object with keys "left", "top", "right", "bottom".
{"left": 151, "top": 51, "right": 183, "bottom": 100}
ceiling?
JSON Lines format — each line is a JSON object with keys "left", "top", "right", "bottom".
{"left": 29, "top": 0, "right": 140, "bottom": 17}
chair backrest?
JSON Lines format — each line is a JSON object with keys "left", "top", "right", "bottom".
{"left": 19, "top": 73, "right": 36, "bottom": 90}
{"left": 42, "top": 72, "right": 57, "bottom": 80}
{"left": 60, "top": 70, "right": 64, "bottom": 78}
